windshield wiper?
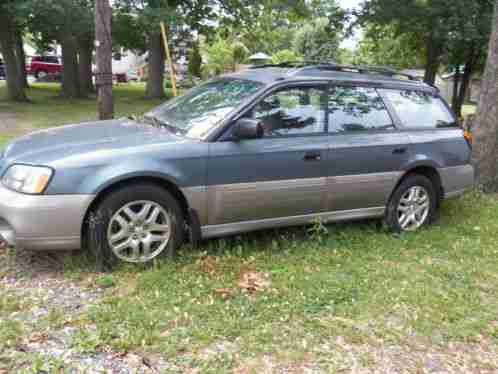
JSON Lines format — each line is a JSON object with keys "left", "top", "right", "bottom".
{"left": 143, "top": 115, "right": 186, "bottom": 135}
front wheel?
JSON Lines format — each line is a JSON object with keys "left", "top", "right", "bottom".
{"left": 385, "top": 174, "right": 438, "bottom": 232}
{"left": 87, "top": 183, "right": 184, "bottom": 269}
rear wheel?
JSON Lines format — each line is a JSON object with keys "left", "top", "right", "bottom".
{"left": 385, "top": 174, "right": 437, "bottom": 232}
{"left": 87, "top": 183, "right": 184, "bottom": 269}
{"left": 35, "top": 70, "right": 48, "bottom": 80}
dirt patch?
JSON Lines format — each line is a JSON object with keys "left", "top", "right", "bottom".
{"left": 0, "top": 249, "right": 172, "bottom": 372}
{"left": 0, "top": 111, "right": 35, "bottom": 138}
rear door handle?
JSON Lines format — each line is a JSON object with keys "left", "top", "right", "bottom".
{"left": 393, "top": 147, "right": 407, "bottom": 155}
{"left": 303, "top": 151, "right": 322, "bottom": 161}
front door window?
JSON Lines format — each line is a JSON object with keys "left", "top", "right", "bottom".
{"left": 249, "top": 87, "right": 327, "bottom": 137}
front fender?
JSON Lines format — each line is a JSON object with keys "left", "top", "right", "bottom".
{"left": 45, "top": 153, "right": 207, "bottom": 195}
{"left": 81, "top": 158, "right": 183, "bottom": 194}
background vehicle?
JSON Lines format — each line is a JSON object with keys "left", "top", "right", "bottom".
{"left": 28, "top": 55, "right": 62, "bottom": 79}
{"left": 0, "top": 63, "right": 474, "bottom": 267}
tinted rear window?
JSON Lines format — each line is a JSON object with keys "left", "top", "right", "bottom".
{"left": 381, "top": 89, "right": 455, "bottom": 128}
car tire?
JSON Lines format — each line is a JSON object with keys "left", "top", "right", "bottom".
{"left": 87, "top": 183, "right": 185, "bottom": 269}
{"left": 385, "top": 174, "right": 438, "bottom": 233}
{"left": 35, "top": 70, "right": 48, "bottom": 80}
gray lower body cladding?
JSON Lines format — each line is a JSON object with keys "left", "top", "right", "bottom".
{"left": 0, "top": 165, "right": 474, "bottom": 251}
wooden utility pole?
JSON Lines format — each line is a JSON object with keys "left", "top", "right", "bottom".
{"left": 160, "top": 22, "right": 177, "bottom": 97}
{"left": 95, "top": 0, "right": 113, "bottom": 120}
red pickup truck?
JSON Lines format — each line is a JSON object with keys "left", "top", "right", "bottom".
{"left": 29, "top": 56, "right": 62, "bottom": 79}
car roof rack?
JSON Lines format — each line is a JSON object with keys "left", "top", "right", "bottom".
{"left": 249, "top": 61, "right": 418, "bottom": 81}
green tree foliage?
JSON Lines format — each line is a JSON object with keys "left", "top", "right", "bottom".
{"left": 201, "top": 37, "right": 248, "bottom": 76}
{"left": 357, "top": 0, "right": 493, "bottom": 87}
{"left": 292, "top": 17, "right": 341, "bottom": 62}
{"left": 223, "top": 0, "right": 310, "bottom": 54}
{"left": 112, "top": 0, "right": 251, "bottom": 97}
{"left": 271, "top": 49, "right": 302, "bottom": 64}
{"left": 354, "top": 24, "right": 425, "bottom": 69}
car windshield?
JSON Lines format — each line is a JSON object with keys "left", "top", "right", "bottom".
{"left": 145, "top": 78, "right": 264, "bottom": 139}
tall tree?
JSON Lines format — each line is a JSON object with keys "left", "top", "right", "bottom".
{"left": 29, "top": 0, "right": 94, "bottom": 98}
{"left": 357, "top": 0, "right": 452, "bottom": 84}
{"left": 472, "top": 0, "right": 498, "bottom": 191}
{"left": 444, "top": 0, "right": 492, "bottom": 117}
{"left": 113, "top": 0, "right": 250, "bottom": 98}
{"left": 0, "top": 1, "right": 29, "bottom": 101}
{"left": 95, "top": 0, "right": 113, "bottom": 119}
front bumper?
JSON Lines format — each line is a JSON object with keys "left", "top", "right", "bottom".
{"left": 0, "top": 184, "right": 95, "bottom": 250}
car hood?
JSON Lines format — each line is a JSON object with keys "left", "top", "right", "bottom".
{"left": 2, "top": 118, "right": 193, "bottom": 167}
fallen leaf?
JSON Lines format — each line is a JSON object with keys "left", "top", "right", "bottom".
{"left": 27, "top": 332, "right": 49, "bottom": 343}
{"left": 214, "top": 288, "right": 234, "bottom": 299}
{"left": 197, "top": 255, "right": 218, "bottom": 275}
{"left": 238, "top": 270, "right": 270, "bottom": 293}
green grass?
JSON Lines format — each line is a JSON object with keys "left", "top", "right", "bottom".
{"left": 56, "top": 191, "right": 498, "bottom": 372}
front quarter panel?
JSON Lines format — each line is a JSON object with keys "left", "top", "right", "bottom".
{"left": 44, "top": 142, "right": 208, "bottom": 195}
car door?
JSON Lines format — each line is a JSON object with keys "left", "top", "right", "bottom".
{"left": 206, "top": 83, "right": 330, "bottom": 225}
{"left": 324, "top": 85, "right": 412, "bottom": 212}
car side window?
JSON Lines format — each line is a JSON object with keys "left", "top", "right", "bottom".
{"left": 247, "top": 86, "right": 327, "bottom": 137}
{"left": 380, "top": 89, "right": 455, "bottom": 128}
{"left": 328, "top": 86, "right": 394, "bottom": 133}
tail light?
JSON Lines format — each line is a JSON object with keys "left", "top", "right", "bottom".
{"left": 463, "top": 130, "right": 473, "bottom": 147}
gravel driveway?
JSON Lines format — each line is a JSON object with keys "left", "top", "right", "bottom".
{"left": 0, "top": 248, "right": 170, "bottom": 373}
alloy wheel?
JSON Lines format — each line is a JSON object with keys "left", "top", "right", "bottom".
{"left": 107, "top": 200, "right": 171, "bottom": 263}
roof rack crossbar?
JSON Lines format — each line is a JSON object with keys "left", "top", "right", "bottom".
{"left": 249, "top": 61, "right": 418, "bottom": 81}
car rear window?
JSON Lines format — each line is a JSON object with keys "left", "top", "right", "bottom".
{"left": 380, "top": 89, "right": 456, "bottom": 128}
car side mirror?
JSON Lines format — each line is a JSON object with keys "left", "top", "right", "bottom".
{"left": 232, "top": 118, "right": 263, "bottom": 140}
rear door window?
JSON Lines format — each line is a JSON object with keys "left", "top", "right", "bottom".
{"left": 328, "top": 86, "right": 394, "bottom": 133}
{"left": 380, "top": 89, "right": 456, "bottom": 128}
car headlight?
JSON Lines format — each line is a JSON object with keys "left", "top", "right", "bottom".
{"left": 2, "top": 165, "right": 53, "bottom": 194}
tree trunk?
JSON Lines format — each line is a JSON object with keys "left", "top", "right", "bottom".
{"left": 423, "top": 32, "right": 442, "bottom": 85}
{"left": 451, "top": 67, "right": 461, "bottom": 115}
{"left": 15, "top": 31, "right": 28, "bottom": 88}
{"left": 60, "top": 34, "right": 81, "bottom": 98}
{"left": 455, "top": 57, "right": 475, "bottom": 118}
{"left": 95, "top": 0, "right": 113, "bottom": 119}
{"left": 78, "top": 36, "right": 95, "bottom": 97}
{"left": 145, "top": 32, "right": 165, "bottom": 99}
{"left": 472, "top": 0, "right": 498, "bottom": 191}
{"left": 0, "top": 13, "right": 28, "bottom": 101}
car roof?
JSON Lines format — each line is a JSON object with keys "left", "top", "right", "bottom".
{"left": 223, "top": 63, "right": 436, "bottom": 93}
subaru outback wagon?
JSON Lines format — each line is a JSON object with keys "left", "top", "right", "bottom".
{"left": 0, "top": 63, "right": 474, "bottom": 266}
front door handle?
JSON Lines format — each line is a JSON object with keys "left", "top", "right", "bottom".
{"left": 303, "top": 151, "right": 322, "bottom": 161}
{"left": 393, "top": 147, "right": 407, "bottom": 155}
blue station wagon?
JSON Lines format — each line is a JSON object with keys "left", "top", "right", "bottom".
{"left": 0, "top": 63, "right": 474, "bottom": 266}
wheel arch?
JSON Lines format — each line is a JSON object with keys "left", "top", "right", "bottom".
{"left": 81, "top": 175, "right": 191, "bottom": 248}
{"left": 392, "top": 164, "right": 444, "bottom": 204}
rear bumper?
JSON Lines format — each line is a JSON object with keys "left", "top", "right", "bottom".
{"left": 440, "top": 164, "right": 475, "bottom": 199}
{"left": 0, "top": 184, "right": 94, "bottom": 250}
